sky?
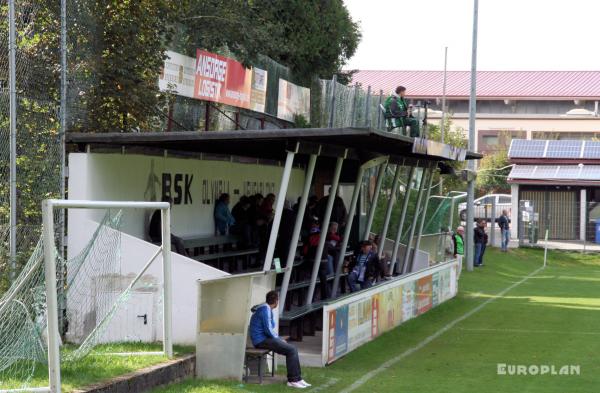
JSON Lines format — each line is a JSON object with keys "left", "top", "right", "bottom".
{"left": 344, "top": 0, "right": 600, "bottom": 71}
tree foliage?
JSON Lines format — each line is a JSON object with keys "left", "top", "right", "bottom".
{"left": 476, "top": 150, "right": 511, "bottom": 195}
{"left": 65, "top": 0, "right": 361, "bottom": 132}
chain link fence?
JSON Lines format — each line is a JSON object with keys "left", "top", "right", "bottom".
{"left": 0, "top": 0, "right": 62, "bottom": 295}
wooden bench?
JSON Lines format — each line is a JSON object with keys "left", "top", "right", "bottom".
{"left": 244, "top": 348, "right": 275, "bottom": 384}
{"left": 244, "top": 336, "right": 290, "bottom": 384}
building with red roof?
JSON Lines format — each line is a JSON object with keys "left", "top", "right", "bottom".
{"left": 351, "top": 71, "right": 600, "bottom": 153}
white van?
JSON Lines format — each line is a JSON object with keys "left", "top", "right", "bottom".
{"left": 458, "top": 194, "right": 512, "bottom": 222}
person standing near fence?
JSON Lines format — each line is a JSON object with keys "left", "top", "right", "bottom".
{"left": 497, "top": 209, "right": 511, "bottom": 252}
{"left": 474, "top": 219, "right": 486, "bottom": 267}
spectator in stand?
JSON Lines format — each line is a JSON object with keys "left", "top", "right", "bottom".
{"left": 231, "top": 196, "right": 252, "bottom": 246}
{"left": 260, "top": 193, "right": 276, "bottom": 223}
{"left": 346, "top": 240, "right": 380, "bottom": 292}
{"left": 383, "top": 86, "right": 420, "bottom": 137}
{"left": 474, "top": 219, "right": 486, "bottom": 267}
{"left": 249, "top": 291, "right": 310, "bottom": 389}
{"left": 303, "top": 220, "right": 331, "bottom": 300}
{"left": 316, "top": 190, "right": 348, "bottom": 230}
{"left": 276, "top": 200, "right": 297, "bottom": 261}
{"left": 214, "top": 193, "right": 235, "bottom": 235}
{"left": 301, "top": 196, "right": 319, "bottom": 237}
{"left": 497, "top": 209, "right": 511, "bottom": 252}
{"left": 325, "top": 222, "right": 341, "bottom": 275}
{"left": 148, "top": 197, "right": 188, "bottom": 256}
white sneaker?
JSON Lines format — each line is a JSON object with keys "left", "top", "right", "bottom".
{"left": 299, "top": 380, "right": 312, "bottom": 387}
{"left": 287, "top": 381, "right": 307, "bottom": 389}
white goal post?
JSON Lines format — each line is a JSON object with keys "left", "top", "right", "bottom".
{"left": 42, "top": 199, "right": 173, "bottom": 393}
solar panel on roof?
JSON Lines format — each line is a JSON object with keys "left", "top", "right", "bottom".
{"left": 555, "top": 166, "right": 581, "bottom": 179}
{"left": 508, "top": 140, "right": 546, "bottom": 158}
{"left": 582, "top": 141, "right": 600, "bottom": 159}
{"left": 545, "top": 140, "right": 582, "bottom": 159}
{"left": 579, "top": 165, "right": 600, "bottom": 180}
{"left": 534, "top": 166, "right": 559, "bottom": 178}
{"left": 508, "top": 165, "right": 537, "bottom": 179}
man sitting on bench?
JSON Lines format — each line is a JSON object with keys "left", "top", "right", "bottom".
{"left": 384, "top": 85, "right": 420, "bottom": 137}
{"left": 249, "top": 291, "right": 311, "bottom": 389}
{"left": 346, "top": 240, "right": 380, "bottom": 292}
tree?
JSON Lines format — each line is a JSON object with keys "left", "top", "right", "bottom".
{"left": 476, "top": 150, "right": 511, "bottom": 195}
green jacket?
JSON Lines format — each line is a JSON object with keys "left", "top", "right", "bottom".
{"left": 384, "top": 94, "right": 409, "bottom": 118}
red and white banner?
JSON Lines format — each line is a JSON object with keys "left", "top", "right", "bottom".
{"left": 160, "top": 49, "right": 267, "bottom": 113}
{"left": 195, "top": 49, "right": 255, "bottom": 110}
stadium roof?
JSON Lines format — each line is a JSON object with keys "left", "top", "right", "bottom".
{"left": 351, "top": 71, "right": 600, "bottom": 99}
{"left": 66, "top": 128, "right": 481, "bottom": 164}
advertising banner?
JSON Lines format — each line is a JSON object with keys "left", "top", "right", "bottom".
{"left": 277, "top": 78, "right": 311, "bottom": 122}
{"left": 402, "top": 281, "right": 415, "bottom": 322}
{"left": 158, "top": 49, "right": 267, "bottom": 112}
{"left": 324, "top": 260, "right": 460, "bottom": 365}
{"left": 417, "top": 275, "right": 433, "bottom": 315}
{"left": 431, "top": 272, "right": 440, "bottom": 307}
{"left": 158, "top": 51, "right": 196, "bottom": 98}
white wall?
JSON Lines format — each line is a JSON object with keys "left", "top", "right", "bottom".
{"left": 66, "top": 152, "right": 306, "bottom": 344}
{"left": 68, "top": 153, "right": 305, "bottom": 239}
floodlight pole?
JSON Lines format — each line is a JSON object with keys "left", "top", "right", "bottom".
{"left": 363, "top": 162, "right": 387, "bottom": 240}
{"left": 439, "top": 46, "right": 448, "bottom": 195}
{"left": 280, "top": 151, "right": 319, "bottom": 310}
{"left": 306, "top": 152, "right": 346, "bottom": 305}
{"left": 42, "top": 201, "right": 61, "bottom": 393}
{"left": 263, "top": 148, "right": 297, "bottom": 271}
{"left": 466, "top": 0, "right": 479, "bottom": 272}
{"left": 389, "top": 165, "right": 417, "bottom": 275}
{"left": 378, "top": 164, "right": 403, "bottom": 257}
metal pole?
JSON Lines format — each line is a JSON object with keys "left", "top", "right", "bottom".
{"left": 378, "top": 164, "right": 402, "bottom": 257}
{"left": 363, "top": 162, "right": 387, "bottom": 240}
{"left": 60, "top": 0, "right": 67, "bottom": 255}
{"left": 440, "top": 47, "right": 448, "bottom": 145}
{"left": 401, "top": 166, "right": 429, "bottom": 274}
{"left": 161, "top": 208, "right": 173, "bottom": 358}
{"left": 490, "top": 198, "right": 496, "bottom": 247}
{"left": 439, "top": 47, "right": 448, "bottom": 195}
{"left": 466, "top": 0, "right": 479, "bottom": 272}
{"left": 306, "top": 155, "right": 345, "bottom": 305}
{"left": 350, "top": 84, "right": 359, "bottom": 127}
{"left": 280, "top": 152, "right": 318, "bottom": 310}
{"left": 389, "top": 165, "right": 416, "bottom": 275}
{"left": 42, "top": 201, "right": 61, "bottom": 393}
{"left": 263, "top": 150, "right": 297, "bottom": 271}
{"left": 328, "top": 75, "right": 337, "bottom": 128}
{"left": 377, "top": 90, "right": 383, "bottom": 129}
{"left": 412, "top": 165, "right": 435, "bottom": 267}
{"left": 331, "top": 165, "right": 367, "bottom": 297}
{"left": 365, "top": 86, "right": 372, "bottom": 127}
{"left": 8, "top": 0, "right": 17, "bottom": 282}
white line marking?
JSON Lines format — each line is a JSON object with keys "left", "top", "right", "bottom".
{"left": 340, "top": 265, "right": 545, "bottom": 393}
{"left": 311, "top": 377, "right": 340, "bottom": 392}
{"left": 458, "top": 327, "right": 600, "bottom": 336}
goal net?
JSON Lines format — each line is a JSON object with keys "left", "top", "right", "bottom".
{"left": 0, "top": 201, "right": 172, "bottom": 392}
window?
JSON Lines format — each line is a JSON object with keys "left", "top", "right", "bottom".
{"left": 499, "top": 196, "right": 511, "bottom": 204}
{"left": 482, "top": 135, "right": 499, "bottom": 146}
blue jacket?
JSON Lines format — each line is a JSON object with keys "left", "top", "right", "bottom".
{"left": 249, "top": 303, "right": 278, "bottom": 346}
{"left": 214, "top": 201, "right": 235, "bottom": 234}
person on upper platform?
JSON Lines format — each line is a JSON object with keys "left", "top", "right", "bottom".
{"left": 384, "top": 86, "right": 420, "bottom": 137}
